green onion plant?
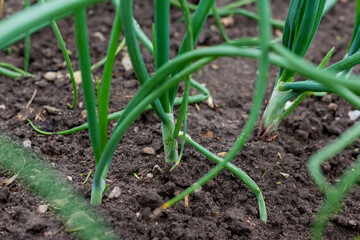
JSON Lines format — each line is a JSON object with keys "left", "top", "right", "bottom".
{"left": 0, "top": 0, "right": 268, "bottom": 221}
{"left": 260, "top": 0, "right": 360, "bottom": 238}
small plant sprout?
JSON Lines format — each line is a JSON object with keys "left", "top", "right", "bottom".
{"left": 260, "top": 0, "right": 327, "bottom": 137}
{"left": 261, "top": 0, "right": 360, "bottom": 137}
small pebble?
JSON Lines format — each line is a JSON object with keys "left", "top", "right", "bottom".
{"left": 108, "top": 187, "right": 121, "bottom": 199}
{"left": 348, "top": 110, "right": 360, "bottom": 121}
{"left": 211, "top": 64, "right": 218, "bottom": 70}
{"left": 44, "top": 72, "right": 57, "bottom": 81}
{"left": 36, "top": 205, "right": 48, "bottom": 214}
{"left": 0, "top": 104, "right": 5, "bottom": 110}
{"left": 81, "top": 110, "right": 87, "bottom": 119}
{"left": 0, "top": 187, "right": 10, "bottom": 203}
{"left": 23, "top": 139, "right": 32, "bottom": 148}
{"left": 322, "top": 162, "right": 331, "bottom": 173}
{"left": 121, "top": 53, "right": 133, "bottom": 72}
{"left": 37, "top": 80, "right": 49, "bottom": 88}
{"left": 146, "top": 173, "right": 154, "bottom": 179}
{"left": 295, "top": 129, "right": 309, "bottom": 140}
{"left": 94, "top": 31, "right": 105, "bottom": 42}
{"left": 67, "top": 176, "right": 73, "bottom": 181}
{"left": 142, "top": 147, "right": 155, "bottom": 155}
{"left": 349, "top": 220, "right": 357, "bottom": 226}
{"left": 322, "top": 94, "right": 332, "bottom": 104}
{"left": 57, "top": 72, "right": 64, "bottom": 79}
{"left": 327, "top": 103, "right": 338, "bottom": 112}
{"left": 74, "top": 71, "right": 82, "bottom": 84}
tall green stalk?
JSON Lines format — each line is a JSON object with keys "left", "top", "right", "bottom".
{"left": 168, "top": 0, "right": 215, "bottom": 107}
{"left": 157, "top": 0, "right": 272, "bottom": 223}
{"left": 154, "top": 0, "right": 179, "bottom": 162}
{"left": 24, "top": 0, "right": 31, "bottom": 71}
{"left": 171, "top": 0, "right": 194, "bottom": 168}
{"left": 98, "top": 3, "right": 122, "bottom": 152}
{"left": 120, "top": 0, "right": 168, "bottom": 124}
{"left": 74, "top": 8, "right": 101, "bottom": 164}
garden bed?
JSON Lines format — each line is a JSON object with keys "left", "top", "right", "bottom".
{"left": 1, "top": 0, "right": 360, "bottom": 239}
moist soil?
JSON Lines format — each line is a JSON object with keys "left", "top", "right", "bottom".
{"left": 1, "top": 0, "right": 360, "bottom": 239}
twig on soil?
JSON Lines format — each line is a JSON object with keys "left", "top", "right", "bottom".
{"left": 26, "top": 89, "right": 37, "bottom": 109}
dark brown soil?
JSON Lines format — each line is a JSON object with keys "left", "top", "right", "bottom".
{"left": 1, "top": 0, "right": 360, "bottom": 239}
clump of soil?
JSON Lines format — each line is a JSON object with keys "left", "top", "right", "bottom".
{"left": 1, "top": 0, "right": 360, "bottom": 239}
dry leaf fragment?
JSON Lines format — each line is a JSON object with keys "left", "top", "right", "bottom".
{"left": 184, "top": 195, "right": 189, "bottom": 208}
{"left": 275, "top": 29, "right": 283, "bottom": 37}
{"left": 4, "top": 174, "right": 18, "bottom": 186}
{"left": 280, "top": 172, "right": 290, "bottom": 179}
{"left": 211, "top": 64, "right": 219, "bottom": 70}
{"left": 216, "top": 152, "right": 227, "bottom": 157}
{"left": 265, "top": 132, "right": 278, "bottom": 142}
{"left": 195, "top": 103, "right": 200, "bottom": 111}
{"left": 205, "top": 130, "right": 213, "bottom": 139}
{"left": 43, "top": 105, "right": 62, "bottom": 114}
{"left": 221, "top": 16, "right": 234, "bottom": 27}
{"left": 152, "top": 165, "right": 164, "bottom": 174}
{"left": 207, "top": 96, "right": 214, "bottom": 108}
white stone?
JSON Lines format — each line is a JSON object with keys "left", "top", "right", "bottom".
{"left": 121, "top": 53, "right": 133, "bottom": 72}
{"left": 142, "top": 147, "right": 155, "bottom": 155}
{"left": 94, "top": 31, "right": 105, "bottom": 42}
{"left": 108, "top": 187, "right": 121, "bottom": 199}
{"left": 36, "top": 205, "right": 48, "bottom": 214}
{"left": 348, "top": 110, "right": 360, "bottom": 121}
{"left": 44, "top": 72, "right": 57, "bottom": 81}
{"left": 23, "top": 140, "right": 32, "bottom": 148}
